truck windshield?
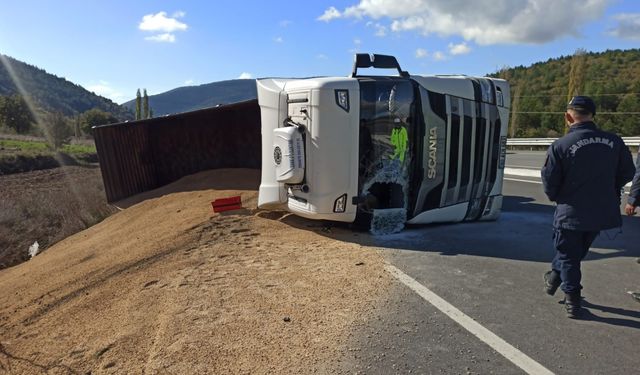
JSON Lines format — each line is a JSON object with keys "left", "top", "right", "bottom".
{"left": 357, "top": 79, "right": 416, "bottom": 213}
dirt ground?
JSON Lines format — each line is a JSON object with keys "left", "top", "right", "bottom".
{"left": 0, "top": 168, "right": 392, "bottom": 374}
{"left": 0, "top": 166, "right": 116, "bottom": 269}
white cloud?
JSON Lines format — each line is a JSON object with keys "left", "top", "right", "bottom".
{"left": 366, "top": 21, "right": 388, "bottom": 37}
{"left": 608, "top": 13, "right": 640, "bottom": 40}
{"left": 433, "top": 51, "right": 446, "bottom": 61}
{"left": 280, "top": 20, "right": 292, "bottom": 27}
{"left": 448, "top": 42, "right": 471, "bottom": 55}
{"left": 318, "top": 6, "right": 341, "bottom": 22}
{"left": 184, "top": 79, "right": 195, "bottom": 85}
{"left": 319, "top": 0, "right": 610, "bottom": 45}
{"left": 349, "top": 38, "right": 362, "bottom": 53}
{"left": 274, "top": 36, "right": 284, "bottom": 43}
{"left": 415, "top": 48, "right": 428, "bottom": 58}
{"left": 238, "top": 72, "right": 253, "bottom": 79}
{"left": 139, "top": 11, "right": 188, "bottom": 32}
{"left": 316, "top": 54, "right": 329, "bottom": 60}
{"left": 86, "top": 81, "right": 128, "bottom": 104}
{"left": 145, "top": 33, "right": 176, "bottom": 43}
{"left": 343, "top": 0, "right": 427, "bottom": 19}
{"left": 139, "top": 11, "right": 187, "bottom": 43}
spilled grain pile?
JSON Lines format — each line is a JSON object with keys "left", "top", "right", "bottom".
{"left": 0, "top": 168, "right": 391, "bottom": 374}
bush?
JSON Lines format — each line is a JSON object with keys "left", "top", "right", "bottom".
{"left": 80, "top": 108, "right": 119, "bottom": 136}
{"left": 45, "top": 112, "right": 73, "bottom": 150}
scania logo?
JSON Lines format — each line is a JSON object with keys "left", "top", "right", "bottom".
{"left": 427, "top": 127, "right": 437, "bottom": 179}
{"left": 274, "top": 146, "right": 282, "bottom": 165}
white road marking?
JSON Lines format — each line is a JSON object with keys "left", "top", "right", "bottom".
{"left": 507, "top": 164, "right": 542, "bottom": 170}
{"left": 504, "top": 167, "right": 540, "bottom": 178}
{"left": 505, "top": 168, "right": 632, "bottom": 187}
{"left": 507, "top": 152, "right": 547, "bottom": 155}
{"left": 504, "top": 177, "right": 542, "bottom": 184}
{"left": 386, "top": 264, "right": 555, "bottom": 375}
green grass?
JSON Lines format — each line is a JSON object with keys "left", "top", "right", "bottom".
{"left": 0, "top": 139, "right": 96, "bottom": 155}
{"left": 0, "top": 138, "right": 98, "bottom": 174}
{"left": 0, "top": 139, "right": 50, "bottom": 153}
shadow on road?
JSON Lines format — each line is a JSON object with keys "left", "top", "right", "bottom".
{"left": 581, "top": 299, "right": 640, "bottom": 329}
{"left": 282, "top": 195, "right": 640, "bottom": 264}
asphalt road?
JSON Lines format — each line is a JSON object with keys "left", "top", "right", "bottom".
{"left": 329, "top": 150, "right": 640, "bottom": 375}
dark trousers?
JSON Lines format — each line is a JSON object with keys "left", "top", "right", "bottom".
{"left": 551, "top": 228, "right": 599, "bottom": 294}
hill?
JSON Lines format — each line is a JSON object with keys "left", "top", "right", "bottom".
{"left": 123, "top": 79, "right": 257, "bottom": 116}
{"left": 491, "top": 48, "right": 640, "bottom": 137}
{"left": 0, "top": 54, "right": 133, "bottom": 121}
{"left": 122, "top": 49, "right": 640, "bottom": 136}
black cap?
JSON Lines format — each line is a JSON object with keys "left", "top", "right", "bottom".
{"left": 567, "top": 96, "right": 596, "bottom": 116}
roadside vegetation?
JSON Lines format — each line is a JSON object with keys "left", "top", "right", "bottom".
{"left": 0, "top": 56, "right": 128, "bottom": 270}
{"left": 0, "top": 136, "right": 98, "bottom": 174}
{"left": 492, "top": 48, "right": 640, "bottom": 138}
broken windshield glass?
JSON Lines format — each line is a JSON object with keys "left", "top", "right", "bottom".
{"left": 357, "top": 79, "right": 416, "bottom": 234}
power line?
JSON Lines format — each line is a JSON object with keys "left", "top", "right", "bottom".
{"left": 513, "top": 93, "right": 640, "bottom": 98}
{"left": 512, "top": 111, "right": 640, "bottom": 115}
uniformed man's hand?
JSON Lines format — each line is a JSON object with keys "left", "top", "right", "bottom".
{"left": 625, "top": 203, "right": 637, "bottom": 216}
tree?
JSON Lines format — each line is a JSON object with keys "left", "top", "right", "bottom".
{"left": 0, "top": 94, "right": 34, "bottom": 134}
{"left": 74, "top": 115, "right": 80, "bottom": 138}
{"left": 509, "top": 85, "right": 520, "bottom": 138}
{"left": 80, "top": 108, "right": 119, "bottom": 136}
{"left": 143, "top": 89, "right": 149, "bottom": 119}
{"left": 46, "top": 112, "right": 73, "bottom": 150}
{"left": 617, "top": 94, "right": 640, "bottom": 136}
{"left": 135, "top": 89, "right": 142, "bottom": 120}
{"left": 566, "top": 49, "right": 588, "bottom": 133}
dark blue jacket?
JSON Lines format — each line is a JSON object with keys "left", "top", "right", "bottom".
{"left": 541, "top": 122, "right": 635, "bottom": 231}
{"left": 628, "top": 150, "right": 640, "bottom": 207}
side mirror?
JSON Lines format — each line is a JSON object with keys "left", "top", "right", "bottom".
{"left": 351, "top": 53, "right": 409, "bottom": 78}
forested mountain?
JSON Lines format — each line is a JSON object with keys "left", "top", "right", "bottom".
{"left": 2, "top": 49, "right": 638, "bottom": 137}
{"left": 122, "top": 80, "right": 257, "bottom": 116}
{"left": 130, "top": 49, "right": 639, "bottom": 136}
{"left": 0, "top": 54, "right": 133, "bottom": 121}
{"left": 491, "top": 49, "right": 640, "bottom": 137}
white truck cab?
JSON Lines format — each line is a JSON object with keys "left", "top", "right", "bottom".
{"left": 257, "top": 54, "right": 510, "bottom": 233}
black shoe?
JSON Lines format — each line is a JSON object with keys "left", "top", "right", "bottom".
{"left": 543, "top": 270, "right": 561, "bottom": 296}
{"left": 564, "top": 292, "right": 582, "bottom": 319}
{"left": 628, "top": 291, "right": 640, "bottom": 303}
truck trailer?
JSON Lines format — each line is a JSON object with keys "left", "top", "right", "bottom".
{"left": 257, "top": 53, "right": 510, "bottom": 233}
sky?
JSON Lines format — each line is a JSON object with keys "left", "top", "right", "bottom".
{"left": 1, "top": 0, "right": 639, "bottom": 104}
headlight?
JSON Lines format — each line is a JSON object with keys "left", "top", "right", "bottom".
{"left": 333, "top": 194, "right": 347, "bottom": 213}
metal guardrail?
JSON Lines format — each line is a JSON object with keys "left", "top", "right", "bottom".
{"left": 507, "top": 137, "right": 640, "bottom": 147}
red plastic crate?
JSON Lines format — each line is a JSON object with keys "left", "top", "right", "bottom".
{"left": 211, "top": 196, "right": 242, "bottom": 213}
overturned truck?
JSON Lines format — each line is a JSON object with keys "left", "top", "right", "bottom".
{"left": 257, "top": 54, "right": 510, "bottom": 233}
{"left": 94, "top": 53, "right": 509, "bottom": 234}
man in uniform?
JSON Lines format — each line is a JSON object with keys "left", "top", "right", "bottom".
{"left": 624, "top": 148, "right": 639, "bottom": 216}
{"left": 624, "top": 148, "right": 640, "bottom": 303}
{"left": 541, "top": 96, "right": 636, "bottom": 318}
